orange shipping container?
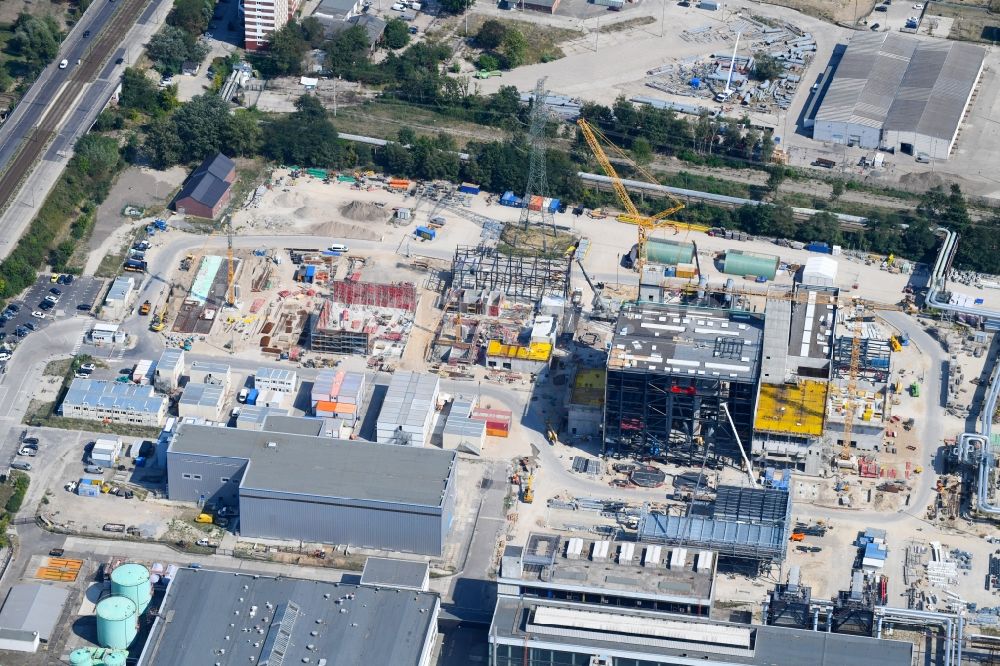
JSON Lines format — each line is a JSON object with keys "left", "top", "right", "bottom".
{"left": 333, "top": 403, "right": 356, "bottom": 415}
{"left": 388, "top": 179, "right": 411, "bottom": 190}
{"left": 528, "top": 195, "right": 544, "bottom": 212}
{"left": 314, "top": 400, "right": 339, "bottom": 415}
{"left": 486, "top": 426, "right": 509, "bottom": 438}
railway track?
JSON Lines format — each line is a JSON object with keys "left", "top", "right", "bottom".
{"left": 0, "top": 0, "right": 150, "bottom": 215}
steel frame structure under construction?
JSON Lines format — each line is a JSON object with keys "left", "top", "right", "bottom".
{"left": 452, "top": 245, "right": 570, "bottom": 302}
{"left": 603, "top": 302, "right": 763, "bottom": 460}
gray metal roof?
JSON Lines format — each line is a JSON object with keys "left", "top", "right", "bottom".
{"left": 262, "top": 414, "right": 325, "bottom": 436}
{"left": 189, "top": 360, "right": 231, "bottom": 375}
{"left": 236, "top": 405, "right": 289, "bottom": 427}
{"left": 490, "top": 597, "right": 913, "bottom": 666}
{"left": 156, "top": 348, "right": 184, "bottom": 374}
{"left": 0, "top": 584, "right": 69, "bottom": 641}
{"left": 63, "top": 379, "right": 167, "bottom": 415}
{"left": 377, "top": 371, "right": 439, "bottom": 437}
{"left": 883, "top": 39, "right": 985, "bottom": 140}
{"left": 179, "top": 382, "right": 224, "bottom": 408}
{"left": 169, "top": 421, "right": 455, "bottom": 506}
{"left": 315, "top": 0, "right": 358, "bottom": 17}
{"left": 175, "top": 153, "right": 234, "bottom": 210}
{"left": 138, "top": 569, "right": 437, "bottom": 666}
{"left": 360, "top": 557, "right": 429, "bottom": 590}
{"left": 255, "top": 366, "right": 296, "bottom": 383}
{"left": 817, "top": 32, "right": 984, "bottom": 139}
{"left": 608, "top": 303, "right": 764, "bottom": 381}
{"left": 106, "top": 276, "right": 134, "bottom": 302}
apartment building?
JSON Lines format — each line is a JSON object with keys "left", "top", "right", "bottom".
{"left": 243, "top": 0, "right": 298, "bottom": 51}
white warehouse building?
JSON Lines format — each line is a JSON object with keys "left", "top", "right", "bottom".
{"left": 812, "top": 33, "right": 985, "bottom": 160}
{"left": 102, "top": 276, "right": 135, "bottom": 321}
{"left": 377, "top": 371, "right": 440, "bottom": 447}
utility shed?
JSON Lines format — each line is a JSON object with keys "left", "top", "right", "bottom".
{"left": 0, "top": 584, "right": 69, "bottom": 645}
{"left": 723, "top": 250, "right": 779, "bottom": 280}
{"left": 177, "top": 382, "right": 226, "bottom": 420}
{"left": 154, "top": 348, "right": 184, "bottom": 392}
{"left": 377, "top": 371, "right": 440, "bottom": 447}
{"left": 91, "top": 437, "right": 123, "bottom": 466}
{"left": 167, "top": 421, "right": 457, "bottom": 555}
{"left": 102, "top": 276, "right": 135, "bottom": 321}
{"left": 137, "top": 569, "right": 439, "bottom": 666}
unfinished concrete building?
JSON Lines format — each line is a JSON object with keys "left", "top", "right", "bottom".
{"left": 752, "top": 287, "right": 837, "bottom": 475}
{"left": 603, "top": 302, "right": 764, "bottom": 460}
{"left": 451, "top": 245, "right": 571, "bottom": 303}
{"left": 309, "top": 281, "right": 416, "bottom": 355}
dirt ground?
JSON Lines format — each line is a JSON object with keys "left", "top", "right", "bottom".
{"left": 763, "top": 0, "right": 877, "bottom": 24}
{"left": 0, "top": 0, "right": 68, "bottom": 25}
{"left": 85, "top": 166, "right": 187, "bottom": 274}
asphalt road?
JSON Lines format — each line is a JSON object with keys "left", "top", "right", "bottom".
{"left": 0, "top": 0, "right": 151, "bottom": 222}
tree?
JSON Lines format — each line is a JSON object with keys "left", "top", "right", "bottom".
{"left": 325, "top": 25, "right": 371, "bottom": 73}
{"left": 222, "top": 108, "right": 263, "bottom": 157}
{"left": 147, "top": 25, "right": 208, "bottom": 75}
{"left": 262, "top": 95, "right": 342, "bottom": 166}
{"left": 397, "top": 127, "right": 416, "bottom": 146}
{"left": 144, "top": 117, "right": 182, "bottom": 168}
{"left": 253, "top": 21, "right": 309, "bottom": 78}
{"left": 632, "top": 137, "right": 652, "bottom": 164}
{"left": 381, "top": 142, "right": 413, "bottom": 174}
{"left": 831, "top": 179, "right": 845, "bottom": 200}
{"left": 384, "top": 18, "right": 410, "bottom": 49}
{"left": 753, "top": 53, "right": 783, "bottom": 81}
{"left": 499, "top": 29, "right": 528, "bottom": 69}
{"left": 120, "top": 67, "right": 175, "bottom": 115}
{"left": 172, "top": 94, "right": 231, "bottom": 160}
{"left": 72, "top": 134, "right": 121, "bottom": 181}
{"left": 765, "top": 165, "right": 785, "bottom": 193}
{"left": 168, "top": 0, "right": 213, "bottom": 36}
{"left": 476, "top": 53, "right": 499, "bottom": 72}
{"left": 475, "top": 20, "right": 507, "bottom": 49}
{"left": 300, "top": 16, "right": 327, "bottom": 48}
{"left": 440, "top": 0, "right": 474, "bottom": 13}
{"left": 10, "top": 14, "right": 61, "bottom": 74}
{"left": 0, "top": 66, "right": 13, "bottom": 93}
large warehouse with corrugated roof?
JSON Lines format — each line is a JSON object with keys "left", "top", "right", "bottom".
{"left": 812, "top": 32, "right": 985, "bottom": 160}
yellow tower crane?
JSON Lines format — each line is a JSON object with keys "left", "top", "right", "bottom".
{"left": 576, "top": 119, "right": 708, "bottom": 276}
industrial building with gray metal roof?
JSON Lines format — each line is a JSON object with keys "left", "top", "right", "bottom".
{"left": 489, "top": 596, "right": 913, "bottom": 666}
{"left": 813, "top": 32, "right": 985, "bottom": 159}
{"left": 137, "top": 568, "right": 439, "bottom": 666}
{"left": 166, "top": 420, "right": 457, "bottom": 555}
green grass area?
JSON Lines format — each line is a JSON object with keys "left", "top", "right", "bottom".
{"left": 460, "top": 15, "right": 580, "bottom": 65}
{"left": 927, "top": 0, "right": 1000, "bottom": 42}
{"left": 333, "top": 101, "right": 501, "bottom": 149}
{"left": 598, "top": 16, "right": 657, "bottom": 34}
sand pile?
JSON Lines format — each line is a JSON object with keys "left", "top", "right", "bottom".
{"left": 340, "top": 200, "right": 387, "bottom": 222}
{"left": 273, "top": 191, "right": 305, "bottom": 208}
{"left": 310, "top": 219, "right": 382, "bottom": 240}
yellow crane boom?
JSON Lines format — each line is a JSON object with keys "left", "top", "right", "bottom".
{"left": 577, "top": 119, "right": 696, "bottom": 275}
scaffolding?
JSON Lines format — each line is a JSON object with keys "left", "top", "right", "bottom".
{"left": 637, "top": 486, "right": 792, "bottom": 566}
{"left": 330, "top": 281, "right": 417, "bottom": 312}
{"left": 832, "top": 337, "right": 891, "bottom": 381}
{"left": 452, "top": 245, "right": 571, "bottom": 302}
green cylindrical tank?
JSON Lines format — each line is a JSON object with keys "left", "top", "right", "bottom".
{"left": 69, "top": 648, "right": 93, "bottom": 666}
{"left": 96, "top": 596, "right": 138, "bottom": 650}
{"left": 101, "top": 652, "right": 127, "bottom": 666}
{"left": 645, "top": 238, "right": 695, "bottom": 266}
{"left": 722, "top": 249, "right": 779, "bottom": 280}
{"left": 110, "top": 563, "right": 152, "bottom": 613}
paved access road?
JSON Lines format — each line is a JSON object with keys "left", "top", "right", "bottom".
{"left": 0, "top": 0, "right": 151, "bottom": 223}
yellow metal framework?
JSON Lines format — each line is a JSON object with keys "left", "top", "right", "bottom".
{"left": 577, "top": 119, "right": 694, "bottom": 275}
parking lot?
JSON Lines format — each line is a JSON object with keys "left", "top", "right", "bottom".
{"left": 0, "top": 274, "right": 105, "bottom": 343}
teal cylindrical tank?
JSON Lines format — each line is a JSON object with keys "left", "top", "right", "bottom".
{"left": 96, "top": 596, "right": 138, "bottom": 650}
{"left": 69, "top": 648, "right": 93, "bottom": 666}
{"left": 110, "top": 563, "right": 152, "bottom": 613}
{"left": 645, "top": 238, "right": 695, "bottom": 266}
{"left": 722, "top": 249, "right": 779, "bottom": 280}
{"left": 102, "top": 652, "right": 127, "bottom": 666}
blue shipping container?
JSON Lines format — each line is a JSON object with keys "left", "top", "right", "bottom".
{"left": 458, "top": 183, "right": 481, "bottom": 195}
{"left": 500, "top": 191, "right": 515, "bottom": 202}
{"left": 415, "top": 226, "right": 437, "bottom": 240}
{"left": 805, "top": 242, "right": 831, "bottom": 253}
{"left": 548, "top": 198, "right": 560, "bottom": 213}
{"left": 246, "top": 388, "right": 259, "bottom": 405}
